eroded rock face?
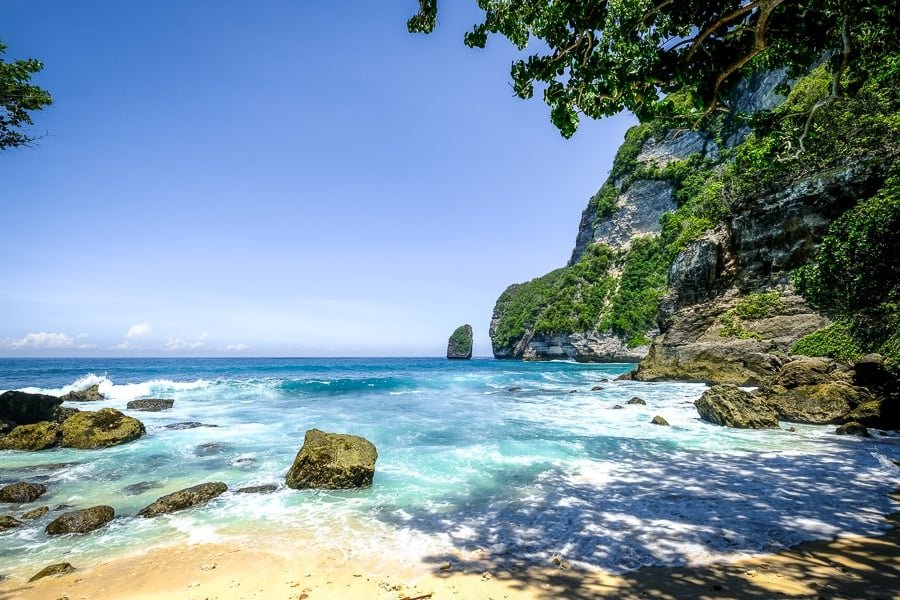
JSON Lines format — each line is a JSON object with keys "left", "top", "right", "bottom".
{"left": 0, "top": 482, "right": 47, "bottom": 503}
{"left": 286, "top": 429, "right": 377, "bottom": 490}
{"left": 126, "top": 399, "right": 174, "bottom": 412}
{"left": 60, "top": 408, "right": 145, "bottom": 449}
{"left": 46, "top": 506, "right": 114, "bottom": 535}
{"left": 60, "top": 384, "right": 104, "bottom": 402}
{"left": 695, "top": 385, "right": 779, "bottom": 429}
{"left": 447, "top": 325, "right": 473, "bottom": 360}
{"left": 0, "top": 391, "right": 62, "bottom": 425}
{"left": 0, "top": 422, "right": 60, "bottom": 451}
{"left": 138, "top": 482, "right": 228, "bottom": 518}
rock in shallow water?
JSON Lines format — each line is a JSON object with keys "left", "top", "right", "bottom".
{"left": 46, "top": 506, "right": 114, "bottom": 535}
{"left": 651, "top": 415, "right": 670, "bottom": 426}
{"left": 29, "top": 562, "right": 76, "bottom": 582}
{"left": 286, "top": 429, "right": 377, "bottom": 490}
{"left": 236, "top": 484, "right": 278, "bottom": 494}
{"left": 164, "top": 421, "right": 219, "bottom": 430}
{"left": 0, "top": 391, "right": 62, "bottom": 425}
{"left": 0, "top": 515, "right": 23, "bottom": 531}
{"left": 627, "top": 397, "right": 646, "bottom": 405}
{"left": 0, "top": 482, "right": 47, "bottom": 503}
{"left": 695, "top": 385, "right": 779, "bottom": 429}
{"left": 835, "top": 421, "right": 871, "bottom": 437}
{"left": 126, "top": 399, "right": 174, "bottom": 412}
{"left": 0, "top": 422, "right": 60, "bottom": 451}
{"left": 60, "top": 384, "right": 104, "bottom": 402}
{"left": 138, "top": 482, "right": 228, "bottom": 517}
{"left": 60, "top": 408, "right": 145, "bottom": 449}
{"left": 21, "top": 506, "right": 49, "bottom": 519}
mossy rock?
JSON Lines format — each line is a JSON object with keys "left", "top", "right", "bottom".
{"left": 60, "top": 384, "right": 104, "bottom": 402}
{"left": 447, "top": 324, "right": 474, "bottom": 359}
{"left": 21, "top": 506, "right": 49, "bottom": 519}
{"left": 763, "top": 382, "right": 865, "bottom": 424}
{"left": 695, "top": 385, "right": 780, "bottom": 428}
{"left": 286, "top": 429, "right": 377, "bottom": 490}
{"left": 60, "top": 408, "right": 145, "bottom": 449}
{"left": 45, "top": 506, "right": 114, "bottom": 534}
{"left": 0, "top": 422, "right": 60, "bottom": 451}
{"left": 0, "top": 515, "right": 23, "bottom": 531}
{"left": 843, "top": 398, "right": 900, "bottom": 429}
{"left": 29, "top": 562, "right": 76, "bottom": 582}
{"left": 138, "top": 482, "right": 228, "bottom": 518}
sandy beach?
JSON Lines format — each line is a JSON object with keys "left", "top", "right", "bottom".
{"left": 4, "top": 504, "right": 897, "bottom": 600}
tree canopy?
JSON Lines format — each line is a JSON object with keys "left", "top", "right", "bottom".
{"left": 0, "top": 41, "right": 52, "bottom": 150}
{"left": 409, "top": 0, "right": 899, "bottom": 137}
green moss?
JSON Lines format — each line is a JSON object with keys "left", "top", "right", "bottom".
{"left": 719, "top": 311, "right": 763, "bottom": 340}
{"left": 790, "top": 320, "right": 864, "bottom": 362}
{"left": 734, "top": 292, "right": 786, "bottom": 319}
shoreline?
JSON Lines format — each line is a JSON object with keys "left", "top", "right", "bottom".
{"left": 4, "top": 499, "right": 898, "bottom": 600}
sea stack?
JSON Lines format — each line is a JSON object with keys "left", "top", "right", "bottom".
{"left": 447, "top": 324, "right": 473, "bottom": 360}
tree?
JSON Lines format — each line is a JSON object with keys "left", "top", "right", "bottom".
{"left": 1, "top": 41, "right": 52, "bottom": 150}
{"left": 409, "top": 1, "right": 899, "bottom": 137}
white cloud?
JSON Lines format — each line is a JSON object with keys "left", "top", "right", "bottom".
{"left": 4, "top": 332, "right": 76, "bottom": 349}
{"left": 125, "top": 323, "right": 152, "bottom": 339}
{"left": 225, "top": 343, "right": 250, "bottom": 352}
{"left": 164, "top": 336, "right": 207, "bottom": 351}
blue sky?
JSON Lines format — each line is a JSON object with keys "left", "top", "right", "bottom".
{"left": 0, "top": 1, "right": 635, "bottom": 357}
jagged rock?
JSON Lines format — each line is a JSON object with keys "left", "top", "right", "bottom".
{"left": 60, "top": 408, "right": 145, "bottom": 449}
{"left": 236, "top": 484, "right": 278, "bottom": 494}
{"left": 0, "top": 422, "right": 60, "bottom": 451}
{"left": 21, "top": 506, "right": 49, "bottom": 519}
{"left": 520, "top": 331, "right": 653, "bottom": 362}
{"left": 60, "top": 384, "right": 104, "bottom": 402}
{"left": 762, "top": 382, "right": 866, "bottom": 424}
{"left": 0, "top": 391, "right": 62, "bottom": 425}
{"left": 835, "top": 422, "right": 871, "bottom": 437}
{"left": 447, "top": 324, "right": 474, "bottom": 359}
{"left": 651, "top": 415, "right": 670, "bottom": 426}
{"left": 138, "top": 482, "right": 228, "bottom": 517}
{"left": 126, "top": 399, "right": 174, "bottom": 412}
{"left": 627, "top": 397, "right": 646, "bottom": 405}
{"left": 28, "top": 562, "right": 76, "bottom": 582}
{"left": 0, "top": 515, "right": 23, "bottom": 531}
{"left": 695, "top": 385, "right": 779, "bottom": 428}
{"left": 637, "top": 129, "right": 716, "bottom": 169}
{"left": 286, "top": 429, "right": 377, "bottom": 490}
{"left": 46, "top": 506, "right": 114, "bottom": 534}
{"left": 164, "top": 421, "right": 219, "bottom": 430}
{"left": 0, "top": 482, "right": 47, "bottom": 503}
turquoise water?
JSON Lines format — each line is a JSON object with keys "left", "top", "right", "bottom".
{"left": 1, "top": 357, "right": 899, "bottom": 576}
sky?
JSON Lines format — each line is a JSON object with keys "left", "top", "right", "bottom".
{"left": 0, "top": 1, "right": 635, "bottom": 357}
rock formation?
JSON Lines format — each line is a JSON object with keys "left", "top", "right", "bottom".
{"left": 126, "top": 399, "right": 174, "bottom": 411}
{"left": 45, "top": 506, "right": 114, "bottom": 534}
{"left": 60, "top": 408, "right": 145, "bottom": 449}
{"left": 60, "top": 384, "right": 104, "bottom": 402}
{"left": 447, "top": 324, "right": 473, "bottom": 359}
{"left": 138, "top": 482, "right": 228, "bottom": 517}
{"left": 695, "top": 385, "right": 780, "bottom": 429}
{"left": 286, "top": 429, "right": 377, "bottom": 490}
{"left": 0, "top": 390, "right": 62, "bottom": 425}
{"left": 0, "top": 482, "right": 47, "bottom": 503}
{"left": 29, "top": 563, "right": 76, "bottom": 582}
{"left": 0, "top": 422, "right": 60, "bottom": 451}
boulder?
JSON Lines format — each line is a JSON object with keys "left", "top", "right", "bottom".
{"left": 60, "top": 384, "right": 104, "bottom": 402}
{"left": 45, "top": 506, "right": 114, "bottom": 534}
{"left": 835, "top": 422, "right": 871, "bottom": 437}
{"left": 286, "top": 429, "right": 378, "bottom": 490}
{"left": 0, "top": 422, "right": 60, "bottom": 451}
{"left": 843, "top": 398, "right": 900, "bottom": 429}
{"left": 651, "top": 415, "right": 670, "bottom": 426}
{"left": 60, "top": 408, "right": 145, "bottom": 449}
{"left": 853, "top": 354, "right": 894, "bottom": 389}
{"left": 236, "top": 484, "right": 278, "bottom": 494}
{"left": 138, "top": 482, "right": 228, "bottom": 518}
{"left": 126, "top": 399, "right": 174, "bottom": 412}
{"left": 775, "top": 358, "right": 844, "bottom": 388}
{"left": 28, "top": 562, "right": 76, "bottom": 582}
{"left": 627, "top": 397, "right": 646, "bottom": 405}
{"left": 0, "top": 391, "right": 62, "bottom": 425}
{"left": 695, "top": 385, "right": 780, "bottom": 428}
{"left": 762, "top": 382, "right": 866, "bottom": 424}
{"left": 0, "top": 515, "right": 23, "bottom": 531}
{"left": 0, "top": 482, "right": 47, "bottom": 503}
{"left": 447, "top": 324, "right": 474, "bottom": 360}
{"left": 21, "top": 506, "right": 49, "bottom": 519}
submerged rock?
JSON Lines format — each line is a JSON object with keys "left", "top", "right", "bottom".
{"left": 0, "top": 391, "right": 62, "bottom": 425}
{"left": 0, "top": 422, "right": 60, "bottom": 451}
{"left": 611, "top": 405, "right": 624, "bottom": 409}
{"left": 195, "top": 442, "right": 230, "bottom": 456}
{"left": 138, "top": 482, "right": 228, "bottom": 517}
{"left": 286, "top": 429, "right": 378, "bottom": 490}
{"left": 164, "top": 421, "right": 219, "bottom": 430}
{"left": 122, "top": 481, "right": 163, "bottom": 496}
{"left": 0, "top": 515, "right": 23, "bottom": 531}
{"left": 21, "top": 506, "right": 49, "bottom": 519}
{"left": 126, "top": 399, "right": 174, "bottom": 412}
{"left": 627, "top": 397, "right": 646, "bottom": 405}
{"left": 835, "top": 422, "right": 871, "bottom": 437}
{"left": 651, "top": 415, "right": 670, "bottom": 426}
{"left": 60, "top": 408, "right": 145, "bottom": 449}
{"left": 46, "top": 506, "right": 114, "bottom": 535}
{"left": 29, "top": 562, "right": 76, "bottom": 582}
{"left": 447, "top": 324, "right": 474, "bottom": 360}
{"left": 591, "top": 386, "right": 604, "bottom": 391}
{"left": 695, "top": 385, "right": 779, "bottom": 429}
{"left": 60, "top": 384, "right": 104, "bottom": 402}
{"left": 236, "top": 484, "right": 278, "bottom": 494}
{"left": 0, "top": 482, "right": 47, "bottom": 503}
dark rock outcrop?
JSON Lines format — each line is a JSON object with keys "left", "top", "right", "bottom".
{"left": 60, "top": 408, "right": 145, "bottom": 449}
{"left": 0, "top": 482, "right": 47, "bottom": 503}
{"left": 29, "top": 562, "right": 76, "bottom": 582}
{"left": 0, "top": 391, "right": 62, "bottom": 425}
{"left": 0, "top": 422, "right": 60, "bottom": 451}
{"left": 46, "top": 506, "right": 114, "bottom": 535}
{"left": 286, "top": 429, "right": 377, "bottom": 490}
{"left": 447, "top": 324, "right": 473, "bottom": 359}
{"left": 60, "top": 384, "right": 104, "bottom": 402}
{"left": 836, "top": 422, "right": 871, "bottom": 437}
{"left": 695, "top": 385, "right": 780, "bottom": 428}
{"left": 138, "top": 482, "right": 228, "bottom": 518}
{"left": 126, "top": 399, "right": 174, "bottom": 412}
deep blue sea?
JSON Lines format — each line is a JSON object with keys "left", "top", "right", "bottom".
{"left": 1, "top": 357, "right": 898, "bottom": 577}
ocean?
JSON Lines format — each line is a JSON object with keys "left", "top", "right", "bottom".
{"left": 1, "top": 357, "right": 898, "bottom": 577}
